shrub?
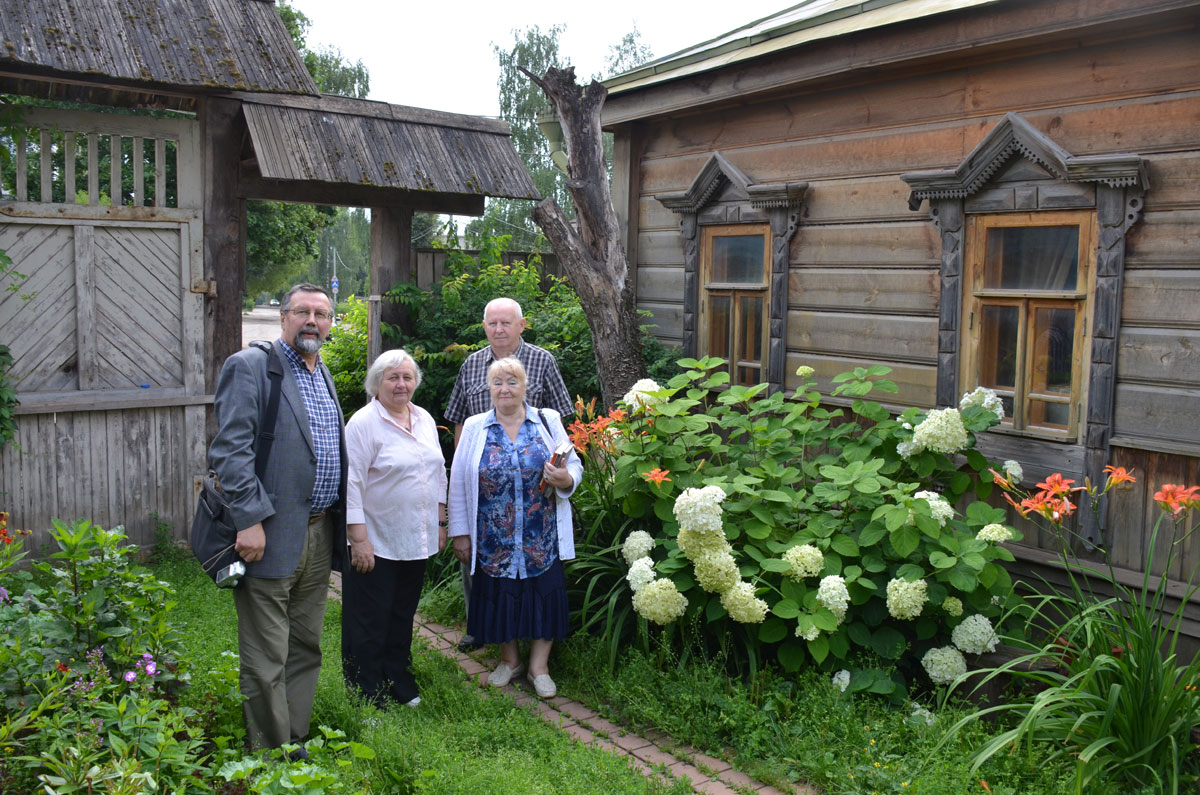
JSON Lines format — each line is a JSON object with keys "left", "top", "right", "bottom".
{"left": 322, "top": 295, "right": 370, "bottom": 416}
{"left": 0, "top": 517, "right": 210, "bottom": 792}
{"left": 567, "top": 358, "right": 1018, "bottom": 697}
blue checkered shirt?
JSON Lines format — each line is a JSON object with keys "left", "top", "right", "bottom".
{"left": 281, "top": 341, "right": 341, "bottom": 513}
{"left": 444, "top": 340, "right": 573, "bottom": 424}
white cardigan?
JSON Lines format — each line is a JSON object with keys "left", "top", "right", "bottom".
{"left": 448, "top": 406, "right": 583, "bottom": 575}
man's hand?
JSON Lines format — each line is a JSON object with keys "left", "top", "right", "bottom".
{"left": 452, "top": 535, "right": 470, "bottom": 564}
{"left": 236, "top": 523, "right": 266, "bottom": 563}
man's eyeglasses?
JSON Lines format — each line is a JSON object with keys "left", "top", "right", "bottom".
{"left": 284, "top": 308, "right": 334, "bottom": 321}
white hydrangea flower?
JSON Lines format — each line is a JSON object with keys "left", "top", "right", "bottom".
{"left": 816, "top": 575, "right": 850, "bottom": 624}
{"left": 911, "top": 408, "right": 969, "bottom": 456}
{"left": 673, "top": 486, "right": 727, "bottom": 536}
{"left": 914, "top": 490, "right": 954, "bottom": 528}
{"left": 795, "top": 365, "right": 815, "bottom": 378}
{"left": 783, "top": 544, "right": 824, "bottom": 581}
{"left": 626, "top": 557, "right": 656, "bottom": 593}
{"left": 623, "top": 378, "right": 664, "bottom": 411}
{"left": 942, "top": 596, "right": 963, "bottom": 617}
{"left": 959, "top": 386, "right": 1005, "bottom": 421}
{"left": 720, "top": 581, "right": 768, "bottom": 624}
{"left": 951, "top": 614, "right": 999, "bottom": 655}
{"left": 910, "top": 703, "right": 936, "bottom": 726}
{"left": 622, "top": 530, "right": 655, "bottom": 565}
{"left": 632, "top": 578, "right": 688, "bottom": 625}
{"left": 896, "top": 439, "right": 920, "bottom": 459}
{"left": 922, "top": 646, "right": 967, "bottom": 685}
{"left": 832, "top": 670, "right": 851, "bottom": 692}
{"left": 796, "top": 623, "right": 821, "bottom": 641}
{"left": 976, "top": 523, "right": 1014, "bottom": 543}
{"left": 886, "top": 578, "right": 928, "bottom": 620}
{"left": 1002, "top": 459, "right": 1023, "bottom": 485}
{"left": 691, "top": 546, "right": 741, "bottom": 593}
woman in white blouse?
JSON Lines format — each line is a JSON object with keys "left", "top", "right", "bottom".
{"left": 341, "top": 349, "right": 446, "bottom": 708}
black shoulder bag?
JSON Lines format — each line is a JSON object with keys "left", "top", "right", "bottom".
{"left": 191, "top": 341, "right": 283, "bottom": 585}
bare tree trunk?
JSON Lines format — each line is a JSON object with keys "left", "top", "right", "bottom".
{"left": 521, "top": 66, "right": 645, "bottom": 408}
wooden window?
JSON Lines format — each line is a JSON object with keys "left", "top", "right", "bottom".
{"left": 961, "top": 211, "right": 1097, "bottom": 441}
{"left": 700, "top": 224, "right": 769, "bottom": 386}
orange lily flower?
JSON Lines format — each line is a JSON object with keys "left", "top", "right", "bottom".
{"left": 1035, "top": 473, "right": 1077, "bottom": 497}
{"left": 987, "top": 468, "right": 1013, "bottom": 491}
{"left": 1102, "top": 465, "right": 1136, "bottom": 486}
{"left": 642, "top": 468, "right": 672, "bottom": 486}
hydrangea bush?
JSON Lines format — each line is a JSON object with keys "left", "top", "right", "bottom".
{"left": 572, "top": 358, "right": 1021, "bottom": 696}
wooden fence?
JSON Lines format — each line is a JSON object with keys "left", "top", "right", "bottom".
{"left": 0, "top": 106, "right": 206, "bottom": 550}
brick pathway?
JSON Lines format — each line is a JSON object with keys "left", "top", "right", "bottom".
{"left": 330, "top": 573, "right": 817, "bottom": 794}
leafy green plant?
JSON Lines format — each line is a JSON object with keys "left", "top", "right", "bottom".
{"left": 567, "top": 358, "right": 1017, "bottom": 695}
{"left": 322, "top": 296, "right": 370, "bottom": 416}
{"left": 218, "top": 726, "right": 377, "bottom": 794}
{"left": 0, "top": 519, "right": 218, "bottom": 793}
{"left": 939, "top": 469, "right": 1200, "bottom": 793}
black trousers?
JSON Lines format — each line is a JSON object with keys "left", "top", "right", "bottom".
{"left": 341, "top": 557, "right": 426, "bottom": 705}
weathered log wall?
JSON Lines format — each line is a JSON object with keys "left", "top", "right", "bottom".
{"left": 617, "top": 8, "right": 1200, "bottom": 576}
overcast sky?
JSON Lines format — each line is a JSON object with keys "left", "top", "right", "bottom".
{"left": 293, "top": 0, "right": 789, "bottom": 117}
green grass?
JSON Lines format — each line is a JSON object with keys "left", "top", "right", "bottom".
{"left": 553, "top": 634, "right": 1087, "bottom": 795}
{"left": 156, "top": 557, "right": 690, "bottom": 794}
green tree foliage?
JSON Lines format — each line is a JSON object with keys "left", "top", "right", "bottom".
{"left": 466, "top": 25, "right": 569, "bottom": 251}
{"left": 604, "top": 24, "right": 655, "bottom": 78}
{"left": 311, "top": 207, "right": 370, "bottom": 299}
{"left": 467, "top": 25, "right": 654, "bottom": 252}
{"left": 305, "top": 45, "right": 370, "bottom": 99}
{"left": 245, "top": 200, "right": 335, "bottom": 297}
{"left": 246, "top": 2, "right": 371, "bottom": 301}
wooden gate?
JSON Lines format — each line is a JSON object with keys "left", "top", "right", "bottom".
{"left": 0, "top": 107, "right": 205, "bottom": 550}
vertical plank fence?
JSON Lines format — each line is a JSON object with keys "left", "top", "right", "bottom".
{"left": 0, "top": 107, "right": 207, "bottom": 553}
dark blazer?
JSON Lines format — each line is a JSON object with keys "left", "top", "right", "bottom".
{"left": 209, "top": 339, "right": 347, "bottom": 578}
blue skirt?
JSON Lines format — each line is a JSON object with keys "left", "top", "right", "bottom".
{"left": 467, "top": 557, "right": 569, "bottom": 644}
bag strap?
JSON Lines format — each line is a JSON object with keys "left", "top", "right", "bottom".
{"left": 248, "top": 340, "right": 284, "bottom": 481}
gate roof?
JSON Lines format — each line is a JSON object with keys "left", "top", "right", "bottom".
{"left": 240, "top": 93, "right": 539, "bottom": 209}
{"left": 0, "top": 0, "right": 318, "bottom": 95}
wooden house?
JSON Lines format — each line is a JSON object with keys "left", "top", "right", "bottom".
{"left": 601, "top": 0, "right": 1200, "bottom": 605}
{"left": 0, "top": 0, "right": 536, "bottom": 549}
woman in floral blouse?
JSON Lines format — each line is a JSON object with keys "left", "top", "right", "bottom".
{"left": 448, "top": 357, "right": 582, "bottom": 698}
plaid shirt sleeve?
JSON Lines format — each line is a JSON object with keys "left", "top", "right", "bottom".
{"left": 519, "top": 344, "right": 574, "bottom": 418}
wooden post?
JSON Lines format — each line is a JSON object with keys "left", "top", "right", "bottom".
{"left": 368, "top": 206, "right": 413, "bottom": 366}
{"left": 201, "top": 97, "right": 246, "bottom": 419}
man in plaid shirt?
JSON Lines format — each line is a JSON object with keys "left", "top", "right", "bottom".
{"left": 445, "top": 297, "right": 573, "bottom": 649}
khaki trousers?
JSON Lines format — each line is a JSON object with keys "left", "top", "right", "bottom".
{"left": 234, "top": 513, "right": 332, "bottom": 750}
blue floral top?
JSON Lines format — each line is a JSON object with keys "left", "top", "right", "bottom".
{"left": 475, "top": 417, "right": 558, "bottom": 578}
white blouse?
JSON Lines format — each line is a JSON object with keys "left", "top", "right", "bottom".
{"left": 345, "top": 398, "right": 447, "bottom": 561}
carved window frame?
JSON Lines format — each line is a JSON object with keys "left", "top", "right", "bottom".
{"left": 655, "top": 152, "right": 806, "bottom": 392}
{"left": 901, "top": 112, "right": 1147, "bottom": 541}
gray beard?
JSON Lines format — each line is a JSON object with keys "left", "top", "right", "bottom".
{"left": 292, "top": 328, "right": 324, "bottom": 355}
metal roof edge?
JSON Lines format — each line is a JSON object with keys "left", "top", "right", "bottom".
{"left": 603, "top": 0, "right": 997, "bottom": 96}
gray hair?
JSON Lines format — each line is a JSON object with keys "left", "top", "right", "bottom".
{"left": 364, "top": 349, "right": 422, "bottom": 397}
{"left": 486, "top": 356, "right": 526, "bottom": 387}
{"left": 280, "top": 283, "right": 332, "bottom": 312}
{"left": 483, "top": 296, "right": 524, "bottom": 321}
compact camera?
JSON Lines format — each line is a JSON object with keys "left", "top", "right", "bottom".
{"left": 215, "top": 560, "right": 246, "bottom": 588}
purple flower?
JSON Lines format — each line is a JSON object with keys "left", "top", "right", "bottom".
{"left": 144, "top": 661, "right": 157, "bottom": 676}
{"left": 124, "top": 671, "right": 137, "bottom": 682}
{"left": 142, "top": 653, "right": 153, "bottom": 661}
{"left": 0, "top": 586, "right": 8, "bottom": 603}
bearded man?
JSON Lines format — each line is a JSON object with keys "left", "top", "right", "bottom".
{"left": 208, "top": 283, "right": 347, "bottom": 753}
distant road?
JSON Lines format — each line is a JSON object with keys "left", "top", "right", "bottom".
{"left": 241, "top": 306, "right": 281, "bottom": 348}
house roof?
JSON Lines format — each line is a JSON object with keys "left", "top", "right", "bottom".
{"left": 0, "top": 0, "right": 318, "bottom": 95}
{"left": 240, "top": 92, "right": 540, "bottom": 204}
{"left": 604, "top": 0, "right": 997, "bottom": 96}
